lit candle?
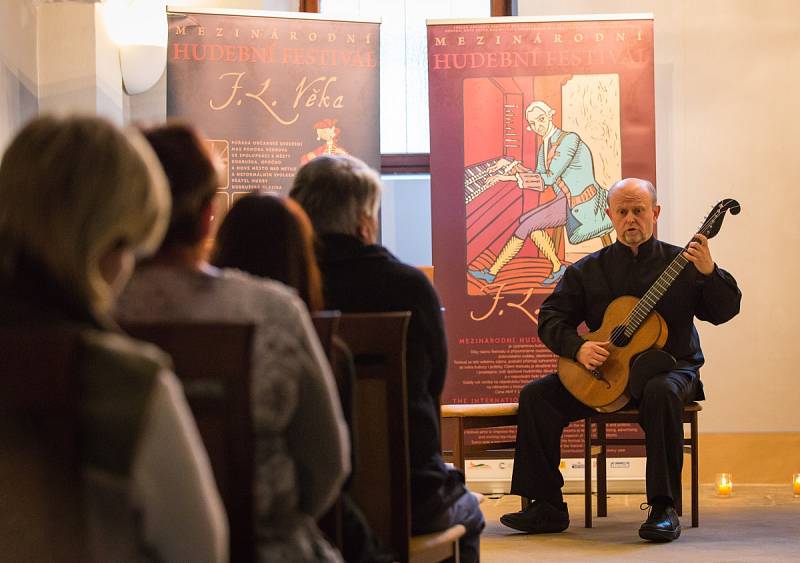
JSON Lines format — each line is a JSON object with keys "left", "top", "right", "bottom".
{"left": 715, "top": 473, "right": 733, "bottom": 496}
{"left": 793, "top": 474, "right": 800, "bottom": 496}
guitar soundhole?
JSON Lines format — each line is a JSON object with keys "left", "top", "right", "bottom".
{"left": 610, "top": 325, "right": 630, "bottom": 347}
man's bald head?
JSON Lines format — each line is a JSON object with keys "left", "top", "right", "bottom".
{"left": 605, "top": 178, "right": 660, "bottom": 252}
{"left": 607, "top": 178, "right": 657, "bottom": 207}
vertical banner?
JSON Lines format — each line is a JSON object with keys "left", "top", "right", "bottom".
{"left": 428, "top": 15, "right": 655, "bottom": 457}
{"left": 167, "top": 9, "right": 379, "bottom": 226}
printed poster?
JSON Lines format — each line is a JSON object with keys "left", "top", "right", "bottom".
{"left": 167, "top": 8, "right": 380, "bottom": 231}
{"left": 428, "top": 15, "right": 655, "bottom": 456}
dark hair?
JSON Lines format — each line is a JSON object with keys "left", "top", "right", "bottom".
{"left": 211, "top": 193, "right": 323, "bottom": 312}
{"left": 141, "top": 122, "right": 218, "bottom": 249}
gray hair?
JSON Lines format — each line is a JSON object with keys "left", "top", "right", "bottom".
{"left": 289, "top": 155, "right": 381, "bottom": 236}
{"left": 525, "top": 100, "right": 556, "bottom": 118}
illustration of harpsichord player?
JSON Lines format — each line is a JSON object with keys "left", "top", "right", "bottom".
{"left": 300, "top": 118, "right": 350, "bottom": 165}
{"left": 469, "top": 100, "right": 613, "bottom": 287}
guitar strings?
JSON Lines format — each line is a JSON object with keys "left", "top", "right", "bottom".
{"left": 614, "top": 204, "right": 727, "bottom": 337}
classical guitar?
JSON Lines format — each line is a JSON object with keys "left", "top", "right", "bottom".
{"left": 557, "top": 199, "right": 741, "bottom": 412}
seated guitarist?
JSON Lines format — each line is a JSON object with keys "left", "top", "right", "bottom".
{"left": 501, "top": 178, "right": 741, "bottom": 542}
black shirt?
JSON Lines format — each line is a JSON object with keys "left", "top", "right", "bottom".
{"left": 317, "top": 234, "right": 453, "bottom": 516}
{"left": 538, "top": 237, "right": 741, "bottom": 396}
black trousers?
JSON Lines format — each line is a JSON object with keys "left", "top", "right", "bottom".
{"left": 510, "top": 371, "right": 698, "bottom": 506}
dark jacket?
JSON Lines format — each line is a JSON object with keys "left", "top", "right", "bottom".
{"left": 538, "top": 237, "right": 742, "bottom": 399}
{"left": 316, "top": 233, "right": 456, "bottom": 518}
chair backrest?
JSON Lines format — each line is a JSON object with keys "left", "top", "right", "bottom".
{"left": 310, "top": 310, "right": 345, "bottom": 549}
{"left": 337, "top": 312, "right": 412, "bottom": 561}
{"left": 0, "top": 328, "right": 87, "bottom": 562}
{"left": 311, "top": 310, "right": 341, "bottom": 361}
{"left": 123, "top": 322, "right": 255, "bottom": 563}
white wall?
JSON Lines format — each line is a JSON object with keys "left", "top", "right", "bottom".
{"left": 0, "top": 1, "right": 301, "bottom": 145}
{"left": 0, "top": 0, "right": 38, "bottom": 151}
{"left": 125, "top": 1, "right": 298, "bottom": 124}
{"left": 519, "top": 0, "right": 800, "bottom": 433}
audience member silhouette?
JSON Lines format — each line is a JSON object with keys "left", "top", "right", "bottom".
{"left": 0, "top": 115, "right": 228, "bottom": 562}
{"left": 212, "top": 192, "right": 396, "bottom": 562}
{"left": 115, "top": 123, "right": 350, "bottom": 562}
{"left": 291, "top": 154, "right": 486, "bottom": 563}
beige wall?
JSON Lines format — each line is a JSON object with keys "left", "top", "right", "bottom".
{"left": 520, "top": 0, "right": 800, "bottom": 434}
{"left": 0, "top": 0, "right": 38, "bottom": 150}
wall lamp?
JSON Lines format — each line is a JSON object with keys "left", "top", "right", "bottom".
{"left": 103, "top": 0, "right": 167, "bottom": 95}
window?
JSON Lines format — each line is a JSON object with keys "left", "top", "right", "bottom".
{"left": 320, "top": 0, "right": 492, "bottom": 154}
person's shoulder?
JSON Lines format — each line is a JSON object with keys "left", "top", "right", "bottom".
{"left": 572, "top": 244, "right": 610, "bottom": 269}
{"left": 219, "top": 267, "right": 296, "bottom": 298}
{"left": 82, "top": 328, "right": 170, "bottom": 376}
{"left": 379, "top": 250, "right": 437, "bottom": 292}
{"left": 654, "top": 239, "right": 684, "bottom": 258}
{"left": 218, "top": 268, "right": 308, "bottom": 323}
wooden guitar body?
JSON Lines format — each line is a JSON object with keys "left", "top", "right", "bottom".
{"left": 557, "top": 296, "right": 668, "bottom": 412}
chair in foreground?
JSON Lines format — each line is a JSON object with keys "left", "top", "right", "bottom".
{"left": 123, "top": 322, "right": 255, "bottom": 563}
{"left": 310, "top": 310, "right": 344, "bottom": 550}
{"left": 0, "top": 329, "right": 86, "bottom": 562}
{"left": 584, "top": 403, "right": 702, "bottom": 528}
{"left": 338, "top": 312, "right": 465, "bottom": 563}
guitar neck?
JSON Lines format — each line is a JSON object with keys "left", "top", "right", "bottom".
{"left": 624, "top": 252, "right": 689, "bottom": 337}
{"left": 619, "top": 199, "right": 739, "bottom": 340}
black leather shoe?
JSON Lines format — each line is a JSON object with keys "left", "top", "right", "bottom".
{"left": 500, "top": 500, "right": 569, "bottom": 533}
{"left": 638, "top": 502, "right": 681, "bottom": 542}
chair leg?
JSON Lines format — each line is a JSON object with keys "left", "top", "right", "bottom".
{"left": 584, "top": 418, "right": 592, "bottom": 528}
{"left": 691, "top": 412, "right": 699, "bottom": 527}
{"left": 454, "top": 418, "right": 465, "bottom": 471}
{"left": 597, "top": 422, "right": 607, "bottom": 518}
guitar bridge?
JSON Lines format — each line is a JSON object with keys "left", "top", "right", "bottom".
{"left": 591, "top": 369, "right": 612, "bottom": 389}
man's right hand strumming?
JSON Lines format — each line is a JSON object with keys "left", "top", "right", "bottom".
{"left": 577, "top": 340, "right": 610, "bottom": 371}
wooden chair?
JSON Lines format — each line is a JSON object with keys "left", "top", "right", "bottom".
{"left": 440, "top": 403, "right": 524, "bottom": 510}
{"left": 0, "top": 328, "right": 87, "bottom": 562}
{"left": 311, "top": 310, "right": 341, "bottom": 357}
{"left": 440, "top": 403, "right": 518, "bottom": 471}
{"left": 124, "top": 322, "right": 256, "bottom": 563}
{"left": 584, "top": 402, "right": 702, "bottom": 528}
{"left": 310, "top": 311, "right": 345, "bottom": 550}
{"left": 338, "top": 312, "right": 466, "bottom": 563}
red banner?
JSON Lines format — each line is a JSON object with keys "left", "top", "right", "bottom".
{"left": 167, "top": 9, "right": 379, "bottom": 229}
{"left": 428, "top": 16, "right": 655, "bottom": 456}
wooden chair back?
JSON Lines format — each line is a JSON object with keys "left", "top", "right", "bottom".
{"left": 310, "top": 310, "right": 345, "bottom": 549}
{"left": 123, "top": 322, "right": 255, "bottom": 563}
{"left": 311, "top": 310, "right": 341, "bottom": 360}
{"left": 337, "top": 312, "right": 412, "bottom": 560}
{"left": 0, "top": 328, "right": 87, "bottom": 562}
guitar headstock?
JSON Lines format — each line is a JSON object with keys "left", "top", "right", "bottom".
{"left": 697, "top": 198, "right": 741, "bottom": 240}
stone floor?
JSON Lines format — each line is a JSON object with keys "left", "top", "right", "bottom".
{"left": 479, "top": 485, "right": 800, "bottom": 562}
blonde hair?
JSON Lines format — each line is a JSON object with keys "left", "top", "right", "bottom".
{"left": 0, "top": 115, "right": 170, "bottom": 316}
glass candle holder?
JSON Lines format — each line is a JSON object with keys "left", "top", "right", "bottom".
{"left": 715, "top": 473, "right": 733, "bottom": 496}
{"left": 793, "top": 473, "right": 800, "bottom": 497}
